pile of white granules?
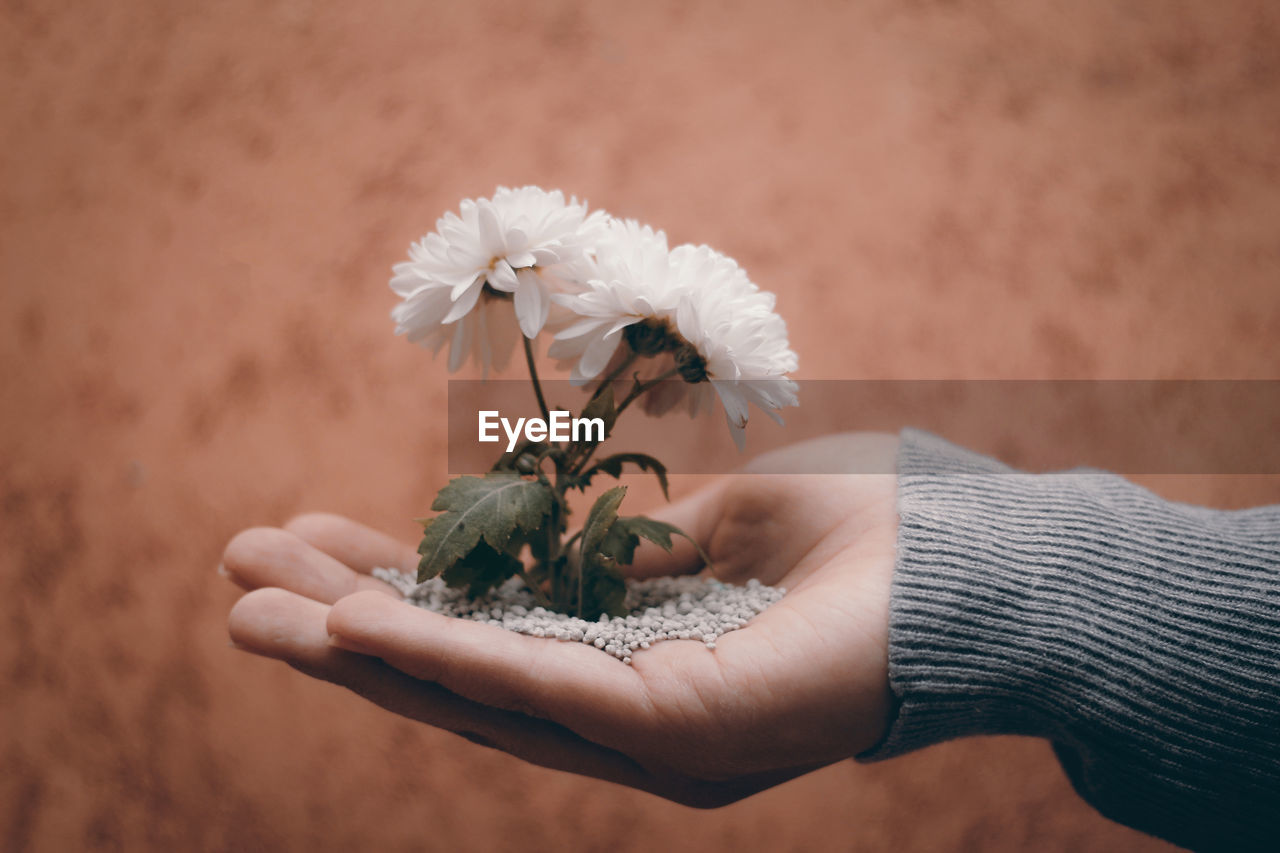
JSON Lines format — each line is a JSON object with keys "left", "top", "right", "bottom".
{"left": 372, "top": 568, "right": 785, "bottom": 665}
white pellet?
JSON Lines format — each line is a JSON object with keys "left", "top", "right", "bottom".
{"left": 370, "top": 567, "right": 784, "bottom": 666}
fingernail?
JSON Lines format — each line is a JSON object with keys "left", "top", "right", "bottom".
{"left": 219, "top": 563, "right": 252, "bottom": 590}
{"left": 328, "top": 633, "right": 378, "bottom": 655}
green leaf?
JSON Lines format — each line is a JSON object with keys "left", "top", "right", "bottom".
{"left": 578, "top": 384, "right": 616, "bottom": 443}
{"left": 599, "top": 515, "right": 712, "bottom": 568}
{"left": 581, "top": 559, "right": 627, "bottom": 621}
{"left": 581, "top": 452, "right": 669, "bottom": 500}
{"left": 597, "top": 522, "right": 639, "bottom": 567}
{"left": 441, "top": 540, "right": 523, "bottom": 597}
{"left": 616, "top": 516, "right": 680, "bottom": 552}
{"left": 574, "top": 486, "right": 630, "bottom": 620}
{"left": 581, "top": 486, "right": 627, "bottom": 562}
{"left": 416, "top": 472, "right": 554, "bottom": 584}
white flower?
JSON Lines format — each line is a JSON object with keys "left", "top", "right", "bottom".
{"left": 390, "top": 186, "right": 607, "bottom": 373}
{"left": 547, "top": 219, "right": 680, "bottom": 382}
{"left": 551, "top": 230, "right": 798, "bottom": 447}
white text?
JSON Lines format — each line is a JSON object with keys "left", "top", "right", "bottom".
{"left": 478, "top": 410, "right": 605, "bottom": 452}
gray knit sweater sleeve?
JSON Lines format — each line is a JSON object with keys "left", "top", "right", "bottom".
{"left": 859, "top": 429, "right": 1280, "bottom": 852}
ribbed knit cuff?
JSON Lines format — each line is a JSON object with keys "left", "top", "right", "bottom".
{"left": 859, "top": 429, "right": 1280, "bottom": 852}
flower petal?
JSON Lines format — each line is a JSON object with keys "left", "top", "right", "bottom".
{"left": 712, "top": 379, "right": 749, "bottom": 427}
{"left": 579, "top": 329, "right": 622, "bottom": 379}
{"left": 488, "top": 259, "right": 519, "bottom": 292}
{"left": 488, "top": 302, "right": 520, "bottom": 372}
{"left": 449, "top": 270, "right": 484, "bottom": 301}
{"left": 446, "top": 319, "right": 470, "bottom": 373}
{"left": 513, "top": 269, "right": 549, "bottom": 338}
{"left": 477, "top": 202, "right": 504, "bottom": 254}
{"left": 441, "top": 280, "right": 484, "bottom": 325}
{"left": 713, "top": 382, "right": 749, "bottom": 451}
{"left": 505, "top": 251, "right": 537, "bottom": 269}
{"left": 553, "top": 316, "right": 612, "bottom": 341}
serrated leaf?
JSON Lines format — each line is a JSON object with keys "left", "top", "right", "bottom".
{"left": 581, "top": 452, "right": 669, "bottom": 500}
{"left": 598, "top": 522, "right": 640, "bottom": 567}
{"left": 416, "top": 472, "right": 553, "bottom": 583}
{"left": 441, "top": 540, "right": 522, "bottom": 596}
{"left": 617, "top": 516, "right": 680, "bottom": 552}
{"left": 578, "top": 384, "right": 616, "bottom": 443}
{"left": 599, "top": 515, "right": 713, "bottom": 568}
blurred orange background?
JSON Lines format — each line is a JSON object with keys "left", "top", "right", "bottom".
{"left": 3, "top": 1, "right": 1279, "bottom": 850}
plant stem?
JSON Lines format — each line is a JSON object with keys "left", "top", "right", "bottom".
{"left": 559, "top": 352, "right": 642, "bottom": 475}
{"left": 521, "top": 335, "right": 565, "bottom": 605}
{"left": 518, "top": 344, "right": 681, "bottom": 612}
{"left": 546, "top": 499, "right": 561, "bottom": 603}
{"left": 548, "top": 447, "right": 578, "bottom": 606}
{"left": 586, "top": 350, "right": 639, "bottom": 403}
{"left": 523, "top": 335, "right": 551, "bottom": 424}
{"left": 569, "top": 366, "right": 683, "bottom": 478}
{"left": 516, "top": 567, "right": 551, "bottom": 608}
{"left": 613, "top": 365, "right": 681, "bottom": 419}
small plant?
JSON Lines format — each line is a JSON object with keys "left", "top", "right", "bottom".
{"left": 390, "top": 187, "right": 798, "bottom": 620}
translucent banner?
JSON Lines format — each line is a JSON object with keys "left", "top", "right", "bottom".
{"left": 448, "top": 380, "right": 1280, "bottom": 475}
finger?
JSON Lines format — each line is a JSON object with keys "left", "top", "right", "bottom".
{"left": 326, "top": 590, "right": 656, "bottom": 751}
{"left": 624, "top": 478, "right": 726, "bottom": 579}
{"left": 233, "top": 589, "right": 819, "bottom": 808}
{"left": 227, "top": 588, "right": 660, "bottom": 793}
{"left": 283, "top": 512, "right": 419, "bottom": 574}
{"left": 222, "top": 527, "right": 399, "bottom": 604}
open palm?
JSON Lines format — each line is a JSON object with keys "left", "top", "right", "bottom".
{"left": 224, "top": 433, "right": 899, "bottom": 807}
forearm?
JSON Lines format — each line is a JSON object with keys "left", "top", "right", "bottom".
{"left": 860, "top": 429, "right": 1280, "bottom": 852}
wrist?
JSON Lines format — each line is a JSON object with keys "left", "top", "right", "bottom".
{"left": 860, "top": 429, "right": 1089, "bottom": 759}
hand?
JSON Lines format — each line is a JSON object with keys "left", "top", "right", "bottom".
{"left": 222, "top": 433, "right": 899, "bottom": 807}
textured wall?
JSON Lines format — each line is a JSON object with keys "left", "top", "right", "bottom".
{"left": 3, "top": 1, "right": 1279, "bottom": 850}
